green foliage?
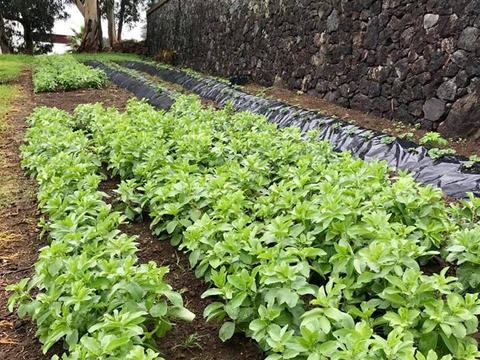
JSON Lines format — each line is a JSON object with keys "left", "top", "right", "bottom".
{"left": 73, "top": 52, "right": 142, "bottom": 64}
{"left": 428, "top": 148, "right": 456, "bottom": 160}
{"left": 380, "top": 136, "right": 396, "bottom": 145}
{"left": 399, "top": 132, "right": 415, "bottom": 141}
{"left": 420, "top": 132, "right": 449, "bottom": 147}
{"left": 7, "top": 106, "right": 193, "bottom": 359}
{"left": 464, "top": 155, "right": 480, "bottom": 169}
{"left": 33, "top": 55, "right": 107, "bottom": 93}
{"left": 0, "top": 84, "right": 17, "bottom": 130}
{"left": 0, "top": 54, "right": 32, "bottom": 83}
{"left": 77, "top": 96, "right": 480, "bottom": 360}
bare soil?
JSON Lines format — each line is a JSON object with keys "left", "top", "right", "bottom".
{"left": 0, "top": 70, "right": 46, "bottom": 360}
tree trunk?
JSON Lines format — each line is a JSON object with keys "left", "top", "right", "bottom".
{"left": 22, "top": 21, "right": 33, "bottom": 54}
{"left": 0, "top": 15, "right": 10, "bottom": 54}
{"left": 117, "top": 0, "right": 127, "bottom": 42}
{"left": 77, "top": 0, "right": 102, "bottom": 52}
{"left": 106, "top": 0, "right": 117, "bottom": 47}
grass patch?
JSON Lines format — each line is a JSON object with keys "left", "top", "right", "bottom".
{"left": 0, "top": 73, "right": 20, "bottom": 210}
{"left": 73, "top": 52, "right": 142, "bottom": 63}
{"left": 0, "top": 84, "right": 18, "bottom": 133}
{"left": 0, "top": 54, "right": 33, "bottom": 83}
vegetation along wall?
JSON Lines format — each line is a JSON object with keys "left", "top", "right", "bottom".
{"left": 147, "top": 0, "right": 480, "bottom": 138}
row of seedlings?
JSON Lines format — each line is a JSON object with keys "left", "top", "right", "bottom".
{"left": 7, "top": 107, "right": 194, "bottom": 359}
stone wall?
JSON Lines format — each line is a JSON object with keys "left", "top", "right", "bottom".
{"left": 146, "top": 0, "right": 480, "bottom": 137}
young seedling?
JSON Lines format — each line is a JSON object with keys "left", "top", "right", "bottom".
{"left": 464, "top": 155, "right": 480, "bottom": 169}
{"left": 428, "top": 147, "right": 456, "bottom": 159}
{"left": 172, "top": 333, "right": 205, "bottom": 351}
{"left": 419, "top": 132, "right": 449, "bottom": 147}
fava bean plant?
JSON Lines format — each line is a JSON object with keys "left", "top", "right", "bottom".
{"left": 33, "top": 55, "right": 107, "bottom": 93}
{"left": 75, "top": 96, "right": 480, "bottom": 360}
{"left": 7, "top": 107, "right": 194, "bottom": 359}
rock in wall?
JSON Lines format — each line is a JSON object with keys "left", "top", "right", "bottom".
{"left": 146, "top": 0, "right": 480, "bottom": 137}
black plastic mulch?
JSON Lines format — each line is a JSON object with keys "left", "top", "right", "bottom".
{"left": 86, "top": 60, "right": 174, "bottom": 110}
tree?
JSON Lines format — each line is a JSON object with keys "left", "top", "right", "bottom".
{"left": 74, "top": 0, "right": 103, "bottom": 52}
{"left": 0, "top": 0, "right": 68, "bottom": 54}
{"left": 98, "top": 0, "right": 117, "bottom": 48}
{"left": 105, "top": 0, "right": 117, "bottom": 47}
{"left": 117, "top": 0, "right": 147, "bottom": 42}
{"left": 0, "top": 13, "right": 10, "bottom": 53}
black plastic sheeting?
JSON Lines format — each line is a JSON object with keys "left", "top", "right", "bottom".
{"left": 114, "top": 60, "right": 480, "bottom": 199}
{"left": 85, "top": 60, "right": 174, "bottom": 110}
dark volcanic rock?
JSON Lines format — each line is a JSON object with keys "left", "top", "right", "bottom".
{"left": 147, "top": 0, "right": 480, "bottom": 137}
{"left": 439, "top": 88, "right": 480, "bottom": 138}
{"left": 437, "top": 79, "right": 458, "bottom": 101}
{"left": 423, "top": 98, "right": 446, "bottom": 121}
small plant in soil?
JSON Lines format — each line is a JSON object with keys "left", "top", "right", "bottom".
{"left": 346, "top": 126, "right": 359, "bottom": 135}
{"left": 398, "top": 131, "right": 415, "bottom": 141}
{"left": 428, "top": 147, "right": 456, "bottom": 160}
{"left": 464, "top": 155, "right": 480, "bottom": 169}
{"left": 419, "top": 132, "right": 449, "bottom": 147}
{"left": 361, "top": 130, "right": 374, "bottom": 140}
{"left": 172, "top": 333, "right": 205, "bottom": 351}
{"left": 380, "top": 136, "right": 396, "bottom": 145}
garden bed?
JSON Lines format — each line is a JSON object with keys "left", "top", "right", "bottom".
{"left": 113, "top": 60, "right": 480, "bottom": 198}
{"left": 4, "top": 53, "right": 480, "bottom": 360}
{"left": 2, "top": 63, "right": 263, "bottom": 360}
{"left": 72, "top": 95, "right": 480, "bottom": 359}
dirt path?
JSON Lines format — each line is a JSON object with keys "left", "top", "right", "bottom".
{"left": 0, "top": 70, "right": 45, "bottom": 360}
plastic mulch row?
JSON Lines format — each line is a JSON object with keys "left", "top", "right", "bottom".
{"left": 86, "top": 60, "right": 174, "bottom": 110}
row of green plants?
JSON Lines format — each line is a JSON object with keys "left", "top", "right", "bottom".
{"left": 7, "top": 107, "right": 194, "bottom": 359}
{"left": 78, "top": 96, "right": 480, "bottom": 359}
{"left": 33, "top": 55, "right": 107, "bottom": 93}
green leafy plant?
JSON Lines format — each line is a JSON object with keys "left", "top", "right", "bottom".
{"left": 7, "top": 107, "right": 194, "bottom": 359}
{"left": 420, "top": 132, "right": 449, "bottom": 147}
{"left": 428, "top": 148, "right": 456, "bottom": 160}
{"left": 33, "top": 55, "right": 107, "bottom": 93}
{"left": 65, "top": 95, "right": 480, "bottom": 359}
{"left": 380, "top": 136, "right": 396, "bottom": 145}
{"left": 464, "top": 155, "right": 480, "bottom": 169}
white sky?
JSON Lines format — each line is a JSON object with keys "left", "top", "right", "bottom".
{"left": 52, "top": 4, "right": 146, "bottom": 53}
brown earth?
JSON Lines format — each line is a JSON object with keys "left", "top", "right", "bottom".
{"left": 0, "top": 70, "right": 46, "bottom": 360}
